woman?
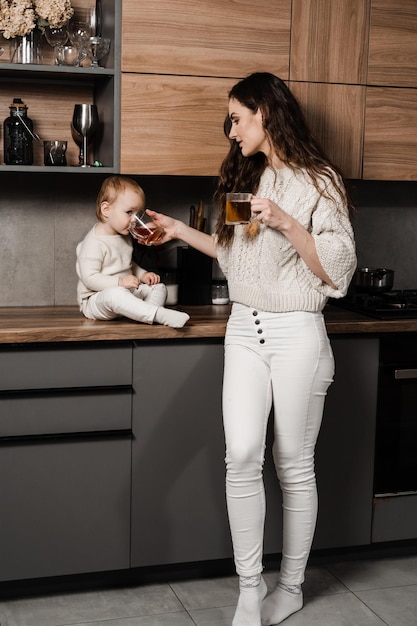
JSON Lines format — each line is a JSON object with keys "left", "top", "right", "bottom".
{"left": 148, "top": 72, "right": 356, "bottom": 626}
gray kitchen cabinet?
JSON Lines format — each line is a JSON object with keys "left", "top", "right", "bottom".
{"left": 0, "top": 343, "right": 132, "bottom": 582}
{"left": 0, "top": 333, "right": 380, "bottom": 582}
{"left": 131, "top": 339, "right": 232, "bottom": 567}
{"left": 314, "top": 337, "right": 379, "bottom": 548}
{"left": 262, "top": 337, "right": 379, "bottom": 555}
{"left": 131, "top": 336, "right": 380, "bottom": 568}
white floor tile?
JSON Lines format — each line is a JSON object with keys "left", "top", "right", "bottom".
{"left": 357, "top": 584, "right": 417, "bottom": 626}
{"left": 170, "top": 575, "right": 238, "bottom": 610}
{"left": 188, "top": 605, "right": 236, "bottom": 626}
{"left": 327, "top": 555, "right": 417, "bottom": 591}
{"left": 0, "top": 584, "right": 182, "bottom": 626}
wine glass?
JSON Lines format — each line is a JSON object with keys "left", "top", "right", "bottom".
{"left": 44, "top": 25, "right": 68, "bottom": 47}
{"left": 70, "top": 122, "right": 96, "bottom": 165}
{"left": 88, "top": 36, "right": 111, "bottom": 68}
{"left": 70, "top": 122, "right": 83, "bottom": 165}
{"left": 71, "top": 104, "right": 99, "bottom": 167}
{"left": 68, "top": 21, "right": 92, "bottom": 49}
{"left": 44, "top": 25, "right": 68, "bottom": 64}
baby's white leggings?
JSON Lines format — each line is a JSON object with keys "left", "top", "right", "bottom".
{"left": 223, "top": 303, "right": 334, "bottom": 586}
{"left": 82, "top": 284, "right": 167, "bottom": 323}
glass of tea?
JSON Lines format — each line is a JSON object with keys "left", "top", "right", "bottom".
{"left": 129, "top": 210, "right": 165, "bottom": 246}
{"left": 225, "top": 193, "right": 252, "bottom": 225}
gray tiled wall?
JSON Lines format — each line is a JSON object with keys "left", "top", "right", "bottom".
{"left": 349, "top": 180, "right": 417, "bottom": 290}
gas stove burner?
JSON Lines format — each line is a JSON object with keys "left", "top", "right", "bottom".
{"left": 333, "top": 289, "right": 417, "bottom": 319}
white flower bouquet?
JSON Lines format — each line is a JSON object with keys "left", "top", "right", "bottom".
{"left": 0, "top": 0, "right": 73, "bottom": 39}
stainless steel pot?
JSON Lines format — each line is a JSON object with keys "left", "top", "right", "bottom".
{"left": 353, "top": 268, "right": 394, "bottom": 293}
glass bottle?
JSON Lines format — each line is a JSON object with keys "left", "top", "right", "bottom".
{"left": 3, "top": 98, "right": 34, "bottom": 165}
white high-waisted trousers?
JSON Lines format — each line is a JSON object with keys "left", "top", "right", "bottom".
{"left": 82, "top": 283, "right": 167, "bottom": 323}
{"left": 223, "top": 303, "right": 334, "bottom": 586}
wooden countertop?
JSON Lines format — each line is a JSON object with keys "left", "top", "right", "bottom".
{"left": 1, "top": 304, "right": 417, "bottom": 344}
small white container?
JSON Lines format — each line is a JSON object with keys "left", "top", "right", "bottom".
{"left": 166, "top": 283, "right": 179, "bottom": 305}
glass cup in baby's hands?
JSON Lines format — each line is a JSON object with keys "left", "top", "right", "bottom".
{"left": 225, "top": 193, "right": 252, "bottom": 225}
{"left": 129, "top": 210, "right": 165, "bottom": 246}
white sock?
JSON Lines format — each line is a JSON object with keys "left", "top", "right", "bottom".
{"left": 261, "top": 582, "right": 303, "bottom": 625}
{"left": 154, "top": 307, "right": 190, "bottom": 328}
{"left": 232, "top": 575, "right": 267, "bottom": 626}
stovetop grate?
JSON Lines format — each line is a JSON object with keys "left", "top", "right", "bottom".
{"left": 332, "top": 290, "right": 417, "bottom": 319}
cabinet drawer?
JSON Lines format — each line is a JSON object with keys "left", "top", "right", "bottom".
{"left": 0, "top": 436, "right": 131, "bottom": 581}
{"left": 372, "top": 495, "right": 417, "bottom": 542}
{"left": 0, "top": 389, "right": 132, "bottom": 437}
{"left": 0, "top": 345, "right": 132, "bottom": 391}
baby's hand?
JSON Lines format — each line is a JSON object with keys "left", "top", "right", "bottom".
{"left": 141, "top": 272, "right": 161, "bottom": 286}
{"left": 118, "top": 274, "right": 139, "bottom": 289}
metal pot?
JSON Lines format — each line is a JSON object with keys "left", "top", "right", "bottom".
{"left": 353, "top": 268, "right": 395, "bottom": 293}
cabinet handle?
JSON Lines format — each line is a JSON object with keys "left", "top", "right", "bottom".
{"left": 0, "top": 429, "right": 132, "bottom": 445}
{"left": 395, "top": 368, "right": 417, "bottom": 379}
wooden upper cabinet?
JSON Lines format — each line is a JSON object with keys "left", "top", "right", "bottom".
{"left": 121, "top": 74, "right": 235, "bottom": 175}
{"left": 368, "top": 0, "right": 417, "bottom": 87}
{"left": 290, "top": 0, "right": 370, "bottom": 84}
{"left": 363, "top": 87, "right": 417, "bottom": 181}
{"left": 290, "top": 82, "right": 366, "bottom": 180}
{"left": 121, "top": 0, "right": 291, "bottom": 79}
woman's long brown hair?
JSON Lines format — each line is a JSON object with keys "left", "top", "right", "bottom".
{"left": 214, "top": 72, "right": 354, "bottom": 246}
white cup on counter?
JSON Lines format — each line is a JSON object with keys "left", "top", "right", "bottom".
{"left": 212, "top": 281, "right": 229, "bottom": 305}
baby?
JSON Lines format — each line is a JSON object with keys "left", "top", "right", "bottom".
{"left": 76, "top": 175, "right": 189, "bottom": 328}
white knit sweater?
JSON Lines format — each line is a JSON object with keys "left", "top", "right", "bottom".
{"left": 216, "top": 166, "right": 357, "bottom": 313}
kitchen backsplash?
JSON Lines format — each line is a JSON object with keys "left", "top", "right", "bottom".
{"left": 349, "top": 180, "right": 417, "bottom": 289}
{"left": 0, "top": 174, "right": 416, "bottom": 307}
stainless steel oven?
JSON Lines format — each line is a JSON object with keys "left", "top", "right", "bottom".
{"left": 372, "top": 333, "right": 417, "bottom": 543}
{"left": 374, "top": 333, "right": 417, "bottom": 497}
{"left": 331, "top": 290, "right": 417, "bottom": 541}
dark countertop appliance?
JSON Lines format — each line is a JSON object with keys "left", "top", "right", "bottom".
{"left": 177, "top": 246, "right": 213, "bottom": 305}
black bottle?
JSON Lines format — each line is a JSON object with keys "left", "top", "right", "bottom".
{"left": 3, "top": 98, "right": 34, "bottom": 165}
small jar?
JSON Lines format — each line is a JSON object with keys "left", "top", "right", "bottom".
{"left": 3, "top": 98, "right": 34, "bottom": 165}
{"left": 212, "top": 281, "right": 229, "bottom": 305}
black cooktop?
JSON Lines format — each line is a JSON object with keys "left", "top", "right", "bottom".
{"left": 333, "top": 290, "right": 417, "bottom": 320}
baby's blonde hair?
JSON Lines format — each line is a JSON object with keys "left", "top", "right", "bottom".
{"left": 96, "top": 175, "right": 146, "bottom": 222}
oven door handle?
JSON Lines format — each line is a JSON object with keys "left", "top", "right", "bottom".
{"left": 395, "top": 368, "right": 417, "bottom": 379}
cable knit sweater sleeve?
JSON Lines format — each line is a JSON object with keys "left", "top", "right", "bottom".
{"left": 300, "top": 171, "right": 357, "bottom": 298}
{"left": 216, "top": 167, "right": 356, "bottom": 313}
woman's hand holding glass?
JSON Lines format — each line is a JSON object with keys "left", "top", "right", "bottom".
{"left": 144, "top": 209, "right": 180, "bottom": 243}
{"left": 146, "top": 209, "right": 217, "bottom": 258}
{"left": 250, "top": 196, "right": 292, "bottom": 232}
